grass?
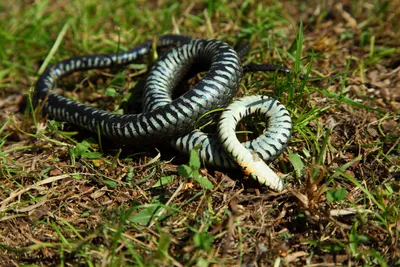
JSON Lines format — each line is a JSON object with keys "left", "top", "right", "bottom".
{"left": 1, "top": 0, "right": 399, "bottom": 266}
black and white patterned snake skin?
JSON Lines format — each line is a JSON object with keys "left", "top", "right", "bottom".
{"left": 34, "top": 35, "right": 292, "bottom": 191}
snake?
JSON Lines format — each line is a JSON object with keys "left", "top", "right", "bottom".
{"left": 34, "top": 34, "right": 292, "bottom": 191}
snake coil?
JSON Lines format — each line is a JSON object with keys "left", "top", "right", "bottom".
{"left": 34, "top": 35, "right": 292, "bottom": 191}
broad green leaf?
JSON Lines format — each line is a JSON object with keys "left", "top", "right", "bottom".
{"left": 189, "top": 149, "right": 201, "bottom": 170}
{"left": 105, "top": 88, "right": 117, "bottom": 97}
{"left": 71, "top": 173, "right": 81, "bottom": 179}
{"left": 193, "top": 172, "right": 213, "bottom": 190}
{"left": 152, "top": 175, "right": 175, "bottom": 188}
{"left": 102, "top": 180, "right": 118, "bottom": 188}
{"left": 193, "top": 231, "right": 213, "bottom": 252}
{"left": 81, "top": 151, "right": 102, "bottom": 159}
{"left": 326, "top": 188, "right": 348, "bottom": 202}
{"left": 40, "top": 167, "right": 51, "bottom": 177}
{"left": 74, "top": 141, "right": 90, "bottom": 157}
{"left": 129, "top": 205, "right": 159, "bottom": 225}
{"left": 177, "top": 164, "right": 192, "bottom": 178}
{"left": 349, "top": 225, "right": 358, "bottom": 256}
{"left": 289, "top": 153, "right": 304, "bottom": 177}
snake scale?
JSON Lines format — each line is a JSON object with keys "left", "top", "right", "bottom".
{"left": 34, "top": 34, "right": 292, "bottom": 191}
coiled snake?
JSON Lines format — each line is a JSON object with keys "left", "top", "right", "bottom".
{"left": 34, "top": 35, "right": 292, "bottom": 191}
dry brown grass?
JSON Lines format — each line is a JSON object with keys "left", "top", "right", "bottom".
{"left": 0, "top": 0, "right": 399, "bottom": 266}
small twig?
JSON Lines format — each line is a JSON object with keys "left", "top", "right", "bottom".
{"left": 148, "top": 181, "right": 185, "bottom": 228}
{"left": 386, "top": 135, "right": 400, "bottom": 156}
{"left": 0, "top": 173, "right": 92, "bottom": 212}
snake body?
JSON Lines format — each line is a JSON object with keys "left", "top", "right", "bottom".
{"left": 34, "top": 35, "right": 292, "bottom": 191}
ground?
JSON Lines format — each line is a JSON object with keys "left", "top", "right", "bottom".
{"left": 0, "top": 0, "right": 399, "bottom": 266}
